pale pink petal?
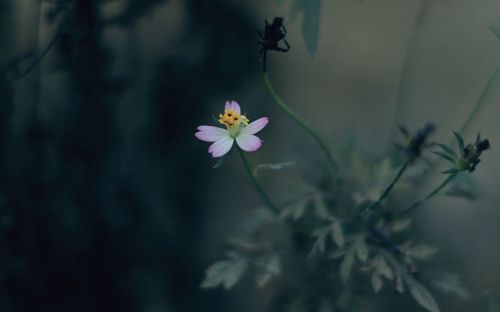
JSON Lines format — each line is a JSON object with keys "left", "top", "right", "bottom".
{"left": 224, "top": 101, "right": 231, "bottom": 111}
{"left": 240, "top": 117, "right": 269, "bottom": 135}
{"left": 209, "top": 136, "right": 234, "bottom": 157}
{"left": 230, "top": 101, "right": 241, "bottom": 114}
{"left": 236, "top": 134, "right": 262, "bottom": 152}
{"left": 195, "top": 126, "right": 229, "bottom": 142}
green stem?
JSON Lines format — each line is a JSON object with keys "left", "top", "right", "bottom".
{"left": 391, "top": 0, "right": 432, "bottom": 136}
{"left": 238, "top": 148, "right": 279, "bottom": 214}
{"left": 363, "top": 160, "right": 410, "bottom": 214}
{"left": 263, "top": 72, "right": 338, "bottom": 173}
{"left": 396, "top": 173, "right": 456, "bottom": 218}
{"left": 457, "top": 64, "right": 500, "bottom": 138}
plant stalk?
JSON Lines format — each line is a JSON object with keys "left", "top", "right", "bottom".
{"left": 396, "top": 172, "right": 457, "bottom": 218}
{"left": 363, "top": 160, "right": 410, "bottom": 214}
{"left": 238, "top": 148, "right": 279, "bottom": 214}
{"left": 263, "top": 72, "right": 338, "bottom": 173}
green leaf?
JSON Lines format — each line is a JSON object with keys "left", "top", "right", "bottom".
{"left": 391, "top": 218, "right": 411, "bottom": 232}
{"left": 488, "top": 25, "right": 500, "bottom": 41}
{"left": 279, "top": 198, "right": 310, "bottom": 220}
{"left": 371, "top": 272, "right": 383, "bottom": 293}
{"left": 339, "top": 250, "right": 354, "bottom": 284}
{"left": 405, "top": 275, "right": 441, "bottom": 312}
{"left": 330, "top": 249, "right": 345, "bottom": 259}
{"left": 310, "top": 225, "right": 330, "bottom": 255}
{"left": 430, "top": 272, "right": 470, "bottom": 300}
{"left": 409, "top": 244, "right": 438, "bottom": 259}
{"left": 445, "top": 174, "right": 478, "bottom": 201}
{"left": 431, "top": 151, "right": 455, "bottom": 163}
{"left": 378, "top": 257, "right": 394, "bottom": 280}
{"left": 354, "top": 237, "right": 368, "bottom": 262}
{"left": 330, "top": 221, "right": 344, "bottom": 248}
{"left": 256, "top": 273, "right": 272, "bottom": 288}
{"left": 253, "top": 161, "right": 296, "bottom": 176}
{"left": 453, "top": 131, "right": 464, "bottom": 151}
{"left": 314, "top": 196, "right": 331, "bottom": 220}
{"left": 441, "top": 168, "right": 460, "bottom": 175}
{"left": 395, "top": 274, "right": 405, "bottom": 293}
{"left": 255, "top": 254, "right": 280, "bottom": 287}
{"left": 201, "top": 258, "right": 248, "bottom": 290}
{"left": 291, "top": 0, "right": 321, "bottom": 57}
{"left": 436, "top": 143, "right": 457, "bottom": 158}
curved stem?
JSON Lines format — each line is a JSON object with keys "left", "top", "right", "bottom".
{"left": 263, "top": 72, "right": 338, "bottom": 173}
{"left": 391, "top": 0, "right": 432, "bottom": 136}
{"left": 395, "top": 173, "right": 456, "bottom": 218}
{"left": 363, "top": 160, "right": 410, "bottom": 214}
{"left": 457, "top": 64, "right": 500, "bottom": 138}
{"left": 238, "top": 148, "right": 279, "bottom": 214}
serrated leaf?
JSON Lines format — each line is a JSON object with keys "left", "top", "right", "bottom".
{"left": 354, "top": 238, "right": 368, "bottom": 262}
{"left": 431, "top": 151, "right": 455, "bottom": 163}
{"left": 391, "top": 218, "right": 411, "bottom": 232}
{"left": 405, "top": 275, "right": 441, "bottom": 312}
{"left": 436, "top": 143, "right": 457, "bottom": 158}
{"left": 201, "top": 258, "right": 248, "bottom": 289}
{"left": 339, "top": 250, "right": 354, "bottom": 284}
{"left": 453, "top": 131, "right": 464, "bottom": 151}
{"left": 409, "top": 245, "right": 438, "bottom": 259}
{"left": 330, "top": 222, "right": 344, "bottom": 248}
{"left": 279, "top": 198, "right": 309, "bottom": 220}
{"left": 314, "top": 196, "right": 331, "bottom": 220}
{"left": 254, "top": 161, "right": 296, "bottom": 176}
{"left": 371, "top": 272, "right": 383, "bottom": 293}
{"left": 309, "top": 225, "right": 331, "bottom": 256}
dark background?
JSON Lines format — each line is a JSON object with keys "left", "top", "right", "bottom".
{"left": 1, "top": 0, "right": 500, "bottom": 311}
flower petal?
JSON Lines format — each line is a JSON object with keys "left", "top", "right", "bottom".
{"left": 230, "top": 101, "right": 241, "bottom": 114}
{"left": 240, "top": 117, "right": 269, "bottom": 135}
{"left": 225, "top": 101, "right": 231, "bottom": 111}
{"left": 195, "top": 126, "right": 229, "bottom": 142}
{"left": 236, "top": 134, "right": 262, "bottom": 152}
{"left": 209, "top": 136, "right": 234, "bottom": 157}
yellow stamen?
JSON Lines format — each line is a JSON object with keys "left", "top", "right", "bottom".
{"left": 218, "top": 108, "right": 249, "bottom": 128}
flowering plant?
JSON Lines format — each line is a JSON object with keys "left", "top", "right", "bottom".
{"left": 196, "top": 15, "right": 493, "bottom": 312}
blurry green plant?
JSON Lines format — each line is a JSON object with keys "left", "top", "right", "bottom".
{"left": 198, "top": 8, "right": 494, "bottom": 312}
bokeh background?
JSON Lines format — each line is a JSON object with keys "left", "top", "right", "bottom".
{"left": 1, "top": 0, "right": 500, "bottom": 311}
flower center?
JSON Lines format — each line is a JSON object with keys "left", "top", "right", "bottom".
{"left": 218, "top": 109, "right": 249, "bottom": 130}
